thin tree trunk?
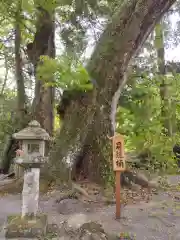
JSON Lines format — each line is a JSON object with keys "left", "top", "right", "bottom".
{"left": 155, "top": 21, "right": 172, "bottom": 136}
{"left": 14, "top": 4, "right": 27, "bottom": 122}
{"left": 50, "top": 0, "right": 176, "bottom": 184}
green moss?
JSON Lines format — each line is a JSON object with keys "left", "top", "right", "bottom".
{"left": 6, "top": 214, "right": 47, "bottom": 238}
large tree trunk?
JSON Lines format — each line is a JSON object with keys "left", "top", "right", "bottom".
{"left": 29, "top": 7, "right": 55, "bottom": 135}
{"left": 50, "top": 0, "right": 176, "bottom": 184}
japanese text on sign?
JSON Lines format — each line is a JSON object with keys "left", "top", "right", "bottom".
{"left": 113, "top": 135, "right": 125, "bottom": 171}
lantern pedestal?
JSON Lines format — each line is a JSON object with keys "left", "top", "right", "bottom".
{"left": 5, "top": 214, "right": 47, "bottom": 239}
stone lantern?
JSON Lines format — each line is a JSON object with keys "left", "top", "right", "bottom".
{"left": 13, "top": 120, "right": 50, "bottom": 178}
{"left": 5, "top": 120, "right": 50, "bottom": 239}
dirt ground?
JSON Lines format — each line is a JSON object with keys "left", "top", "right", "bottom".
{"left": 0, "top": 175, "right": 180, "bottom": 240}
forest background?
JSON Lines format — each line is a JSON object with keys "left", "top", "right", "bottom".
{"left": 0, "top": 0, "right": 179, "bottom": 185}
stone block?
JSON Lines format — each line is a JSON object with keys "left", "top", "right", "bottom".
{"left": 5, "top": 214, "right": 47, "bottom": 239}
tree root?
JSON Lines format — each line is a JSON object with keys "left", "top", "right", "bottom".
{"left": 55, "top": 182, "right": 99, "bottom": 203}
{"left": 0, "top": 177, "right": 23, "bottom": 193}
{"left": 0, "top": 172, "right": 15, "bottom": 180}
{"left": 54, "top": 168, "right": 159, "bottom": 205}
{"left": 55, "top": 171, "right": 157, "bottom": 205}
{"left": 121, "top": 169, "right": 158, "bottom": 189}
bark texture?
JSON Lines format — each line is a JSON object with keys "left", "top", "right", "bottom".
{"left": 15, "top": 8, "right": 28, "bottom": 124}
{"left": 29, "top": 7, "right": 55, "bottom": 135}
{"left": 50, "top": 0, "right": 176, "bottom": 184}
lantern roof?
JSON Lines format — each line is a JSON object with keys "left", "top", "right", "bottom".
{"left": 12, "top": 120, "right": 50, "bottom": 140}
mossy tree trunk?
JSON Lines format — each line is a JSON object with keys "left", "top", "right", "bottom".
{"left": 50, "top": 0, "right": 176, "bottom": 184}
{"left": 29, "top": 6, "right": 55, "bottom": 135}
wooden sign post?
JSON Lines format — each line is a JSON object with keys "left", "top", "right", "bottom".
{"left": 111, "top": 134, "right": 126, "bottom": 219}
